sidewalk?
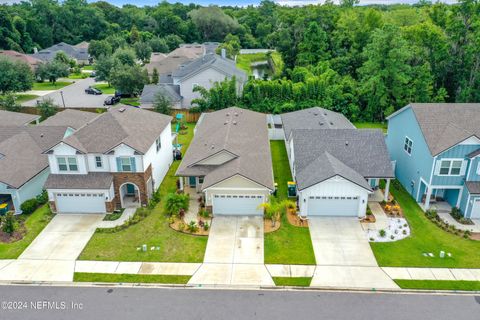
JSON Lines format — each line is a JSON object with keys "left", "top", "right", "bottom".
{"left": 438, "top": 212, "right": 480, "bottom": 232}
{"left": 383, "top": 267, "right": 480, "bottom": 281}
{"left": 98, "top": 208, "right": 136, "bottom": 229}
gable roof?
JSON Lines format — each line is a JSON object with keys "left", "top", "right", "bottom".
{"left": 55, "top": 105, "right": 172, "bottom": 154}
{"left": 0, "top": 50, "right": 42, "bottom": 69}
{"left": 388, "top": 103, "right": 480, "bottom": 156}
{"left": 0, "top": 126, "right": 67, "bottom": 188}
{"left": 281, "top": 107, "right": 355, "bottom": 139}
{"left": 31, "top": 42, "right": 89, "bottom": 62}
{"left": 291, "top": 129, "right": 394, "bottom": 190}
{"left": 172, "top": 54, "right": 247, "bottom": 83}
{"left": 176, "top": 107, "right": 274, "bottom": 190}
{"left": 145, "top": 43, "right": 206, "bottom": 75}
{"left": 39, "top": 109, "right": 99, "bottom": 130}
{"left": 0, "top": 110, "right": 40, "bottom": 126}
{"left": 140, "top": 84, "right": 182, "bottom": 106}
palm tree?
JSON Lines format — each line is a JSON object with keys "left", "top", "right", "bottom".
{"left": 258, "top": 197, "right": 296, "bottom": 227}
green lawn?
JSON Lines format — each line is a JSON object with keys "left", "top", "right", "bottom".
{"left": 79, "top": 123, "right": 208, "bottom": 263}
{"left": 273, "top": 277, "right": 312, "bottom": 287}
{"left": 0, "top": 205, "right": 53, "bottom": 259}
{"left": 370, "top": 181, "right": 480, "bottom": 268}
{"left": 121, "top": 97, "right": 140, "bottom": 107}
{"left": 353, "top": 122, "right": 388, "bottom": 133}
{"left": 82, "top": 65, "right": 95, "bottom": 71}
{"left": 74, "top": 273, "right": 190, "bottom": 284}
{"left": 264, "top": 141, "right": 316, "bottom": 265}
{"left": 395, "top": 279, "right": 480, "bottom": 291}
{"left": 15, "top": 94, "right": 39, "bottom": 103}
{"left": 68, "top": 73, "right": 88, "bottom": 80}
{"left": 32, "top": 81, "right": 71, "bottom": 91}
{"left": 236, "top": 51, "right": 284, "bottom": 77}
{"left": 93, "top": 83, "right": 115, "bottom": 94}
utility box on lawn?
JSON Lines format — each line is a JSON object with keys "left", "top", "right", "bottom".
{"left": 287, "top": 181, "right": 297, "bottom": 198}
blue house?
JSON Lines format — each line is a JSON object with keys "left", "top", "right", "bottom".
{"left": 386, "top": 103, "right": 480, "bottom": 220}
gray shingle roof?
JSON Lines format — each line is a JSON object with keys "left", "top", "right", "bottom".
{"left": 390, "top": 103, "right": 480, "bottom": 156}
{"left": 466, "top": 181, "right": 480, "bottom": 195}
{"left": 176, "top": 107, "right": 274, "bottom": 190}
{"left": 291, "top": 129, "right": 394, "bottom": 190}
{"left": 59, "top": 106, "right": 172, "bottom": 154}
{"left": 0, "top": 110, "right": 39, "bottom": 126}
{"left": 44, "top": 172, "right": 113, "bottom": 190}
{"left": 31, "top": 42, "right": 89, "bottom": 62}
{"left": 59, "top": 105, "right": 172, "bottom": 154}
{"left": 0, "top": 126, "right": 67, "bottom": 188}
{"left": 172, "top": 54, "right": 247, "bottom": 83}
{"left": 140, "top": 84, "right": 182, "bottom": 105}
{"left": 281, "top": 107, "right": 355, "bottom": 140}
{"left": 39, "top": 109, "right": 99, "bottom": 130}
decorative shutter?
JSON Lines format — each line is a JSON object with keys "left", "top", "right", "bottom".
{"left": 460, "top": 160, "right": 467, "bottom": 176}
{"left": 116, "top": 157, "right": 122, "bottom": 172}
{"left": 434, "top": 160, "right": 442, "bottom": 175}
{"left": 130, "top": 157, "right": 136, "bottom": 172}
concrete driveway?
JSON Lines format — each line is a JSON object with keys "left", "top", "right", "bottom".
{"left": 189, "top": 216, "right": 273, "bottom": 286}
{"left": 23, "top": 78, "right": 111, "bottom": 109}
{"left": 308, "top": 217, "right": 398, "bottom": 289}
{"left": 0, "top": 214, "right": 103, "bottom": 282}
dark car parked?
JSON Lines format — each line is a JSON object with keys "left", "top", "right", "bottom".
{"left": 89, "top": 71, "right": 96, "bottom": 78}
{"left": 103, "top": 95, "right": 121, "bottom": 106}
{"left": 85, "top": 86, "right": 102, "bottom": 95}
{"left": 114, "top": 90, "right": 134, "bottom": 98}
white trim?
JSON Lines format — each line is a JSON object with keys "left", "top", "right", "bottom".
{"left": 457, "top": 187, "right": 463, "bottom": 208}
{"left": 417, "top": 177, "right": 429, "bottom": 202}
{"left": 404, "top": 136, "right": 413, "bottom": 156}
{"left": 436, "top": 158, "right": 465, "bottom": 176}
{"left": 465, "top": 194, "right": 472, "bottom": 218}
{"left": 429, "top": 155, "right": 437, "bottom": 185}
{"left": 429, "top": 185, "right": 463, "bottom": 190}
{"left": 206, "top": 187, "right": 269, "bottom": 191}
{"left": 119, "top": 182, "right": 140, "bottom": 208}
{"left": 203, "top": 174, "right": 273, "bottom": 191}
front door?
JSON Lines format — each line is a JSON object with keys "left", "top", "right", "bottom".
{"left": 189, "top": 176, "right": 196, "bottom": 187}
{"left": 126, "top": 184, "right": 135, "bottom": 194}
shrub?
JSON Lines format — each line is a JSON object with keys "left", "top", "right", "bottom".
{"left": 379, "top": 229, "right": 386, "bottom": 237}
{"left": 450, "top": 207, "right": 462, "bottom": 220}
{"left": 187, "top": 221, "right": 198, "bottom": 233}
{"left": 2, "top": 212, "right": 18, "bottom": 235}
{"left": 425, "top": 209, "right": 438, "bottom": 220}
{"left": 36, "top": 190, "right": 48, "bottom": 205}
{"left": 380, "top": 200, "right": 387, "bottom": 206}
{"left": 20, "top": 198, "right": 38, "bottom": 215}
{"left": 204, "top": 222, "right": 210, "bottom": 231}
{"left": 199, "top": 209, "right": 209, "bottom": 218}
{"left": 163, "top": 193, "right": 189, "bottom": 216}
{"left": 464, "top": 230, "right": 471, "bottom": 239}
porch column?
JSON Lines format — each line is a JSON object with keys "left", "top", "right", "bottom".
{"left": 384, "top": 179, "right": 391, "bottom": 202}
{"left": 179, "top": 177, "right": 184, "bottom": 191}
{"left": 424, "top": 187, "right": 433, "bottom": 210}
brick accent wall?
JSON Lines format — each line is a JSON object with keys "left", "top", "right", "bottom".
{"left": 113, "top": 165, "right": 152, "bottom": 208}
{"left": 49, "top": 201, "right": 57, "bottom": 213}
{"left": 106, "top": 197, "right": 116, "bottom": 212}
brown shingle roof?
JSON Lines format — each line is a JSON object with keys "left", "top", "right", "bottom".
{"left": 45, "top": 172, "right": 113, "bottom": 190}
{"left": 176, "top": 107, "right": 274, "bottom": 190}
{"left": 39, "top": 109, "right": 99, "bottom": 130}
{"left": 0, "top": 110, "right": 40, "bottom": 126}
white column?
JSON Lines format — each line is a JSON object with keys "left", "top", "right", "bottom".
{"left": 384, "top": 179, "right": 391, "bottom": 202}
{"left": 179, "top": 177, "right": 184, "bottom": 191}
{"left": 425, "top": 187, "right": 432, "bottom": 210}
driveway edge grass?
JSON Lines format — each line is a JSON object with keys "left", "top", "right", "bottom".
{"left": 0, "top": 205, "right": 53, "bottom": 259}
{"left": 394, "top": 279, "right": 480, "bottom": 291}
{"left": 74, "top": 273, "right": 191, "bottom": 284}
{"left": 370, "top": 181, "right": 480, "bottom": 268}
{"left": 264, "top": 141, "right": 316, "bottom": 265}
{"left": 273, "top": 277, "right": 312, "bottom": 287}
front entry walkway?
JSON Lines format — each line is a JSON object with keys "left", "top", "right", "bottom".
{"left": 0, "top": 214, "right": 104, "bottom": 282}
{"left": 308, "top": 217, "right": 398, "bottom": 289}
{"left": 188, "top": 216, "right": 274, "bottom": 286}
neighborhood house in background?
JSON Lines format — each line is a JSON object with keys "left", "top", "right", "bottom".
{"left": 0, "top": 50, "right": 43, "bottom": 71}
{"left": 387, "top": 103, "right": 480, "bottom": 220}
{"left": 44, "top": 106, "right": 173, "bottom": 214}
{"left": 30, "top": 42, "right": 91, "bottom": 65}
{"left": 176, "top": 107, "right": 274, "bottom": 215}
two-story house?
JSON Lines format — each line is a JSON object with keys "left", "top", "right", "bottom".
{"left": 44, "top": 106, "right": 173, "bottom": 214}
{"left": 386, "top": 103, "right": 480, "bottom": 220}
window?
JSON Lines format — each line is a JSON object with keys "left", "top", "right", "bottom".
{"left": 57, "top": 156, "right": 78, "bottom": 172}
{"left": 95, "top": 156, "right": 103, "bottom": 168}
{"left": 198, "top": 177, "right": 204, "bottom": 184}
{"left": 404, "top": 137, "right": 413, "bottom": 155}
{"left": 438, "top": 159, "right": 463, "bottom": 176}
{"left": 156, "top": 137, "right": 161, "bottom": 152}
{"left": 120, "top": 157, "right": 132, "bottom": 172}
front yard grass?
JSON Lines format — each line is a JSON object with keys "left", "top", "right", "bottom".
{"left": 93, "top": 83, "right": 115, "bottom": 94}
{"left": 394, "top": 279, "right": 480, "bottom": 291}
{"left": 78, "top": 123, "right": 208, "bottom": 263}
{"left": 264, "top": 141, "right": 316, "bottom": 265}
{"left": 273, "top": 277, "right": 312, "bottom": 287}
{"left": 353, "top": 122, "right": 387, "bottom": 133}
{"left": 74, "top": 273, "right": 190, "bottom": 284}
{"left": 370, "top": 181, "right": 480, "bottom": 268}
{"left": 15, "top": 94, "right": 39, "bottom": 103}
{"left": 0, "top": 205, "right": 53, "bottom": 259}
{"left": 121, "top": 97, "right": 140, "bottom": 106}
{"left": 32, "top": 81, "right": 71, "bottom": 91}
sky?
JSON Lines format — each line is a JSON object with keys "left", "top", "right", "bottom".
{"left": 0, "top": 0, "right": 459, "bottom": 6}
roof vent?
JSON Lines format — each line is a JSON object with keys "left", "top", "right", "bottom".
{"left": 319, "top": 122, "right": 324, "bottom": 126}
{"left": 226, "top": 112, "right": 230, "bottom": 116}
{"left": 211, "top": 144, "right": 215, "bottom": 149}
{"left": 313, "top": 112, "right": 318, "bottom": 116}
{"left": 234, "top": 112, "right": 238, "bottom": 117}
{"left": 345, "top": 141, "right": 349, "bottom": 146}
{"left": 324, "top": 112, "right": 327, "bottom": 116}
{"left": 330, "top": 122, "right": 334, "bottom": 125}
{"left": 40, "top": 134, "right": 44, "bottom": 138}
{"left": 119, "top": 108, "right": 126, "bottom": 113}
{"left": 233, "top": 120, "right": 237, "bottom": 125}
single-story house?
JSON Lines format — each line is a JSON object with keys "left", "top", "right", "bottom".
{"left": 0, "top": 50, "right": 43, "bottom": 70}
{"left": 176, "top": 107, "right": 274, "bottom": 216}
{"left": 31, "top": 42, "right": 90, "bottom": 65}
{"left": 386, "top": 103, "right": 480, "bottom": 219}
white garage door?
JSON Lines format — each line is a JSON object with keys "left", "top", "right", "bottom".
{"left": 308, "top": 196, "right": 359, "bottom": 217}
{"left": 471, "top": 198, "right": 480, "bottom": 219}
{"left": 55, "top": 193, "right": 106, "bottom": 213}
{"left": 212, "top": 194, "right": 264, "bottom": 216}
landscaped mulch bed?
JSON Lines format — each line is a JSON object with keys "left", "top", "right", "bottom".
{"left": 286, "top": 211, "right": 308, "bottom": 228}
{"left": 0, "top": 219, "right": 26, "bottom": 243}
{"left": 169, "top": 216, "right": 210, "bottom": 236}
{"left": 264, "top": 219, "right": 281, "bottom": 233}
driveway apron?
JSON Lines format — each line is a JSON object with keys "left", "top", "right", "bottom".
{"left": 0, "top": 214, "right": 103, "bottom": 282}
{"left": 188, "top": 216, "right": 274, "bottom": 286}
{"left": 308, "top": 217, "right": 398, "bottom": 289}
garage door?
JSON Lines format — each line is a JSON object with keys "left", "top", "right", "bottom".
{"left": 212, "top": 194, "right": 264, "bottom": 216}
{"left": 471, "top": 198, "right": 480, "bottom": 219}
{"left": 55, "top": 193, "right": 106, "bottom": 213}
{"left": 308, "top": 196, "right": 359, "bottom": 217}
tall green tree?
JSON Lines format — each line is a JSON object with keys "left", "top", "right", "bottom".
{"left": 297, "top": 22, "right": 330, "bottom": 66}
{"left": 0, "top": 57, "right": 33, "bottom": 94}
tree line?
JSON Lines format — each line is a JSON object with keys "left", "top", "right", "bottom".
{"left": 1, "top": 0, "right": 479, "bottom": 121}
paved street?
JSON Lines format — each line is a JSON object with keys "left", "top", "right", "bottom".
{"left": 23, "top": 78, "right": 111, "bottom": 108}
{"left": 0, "top": 285, "right": 478, "bottom": 320}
